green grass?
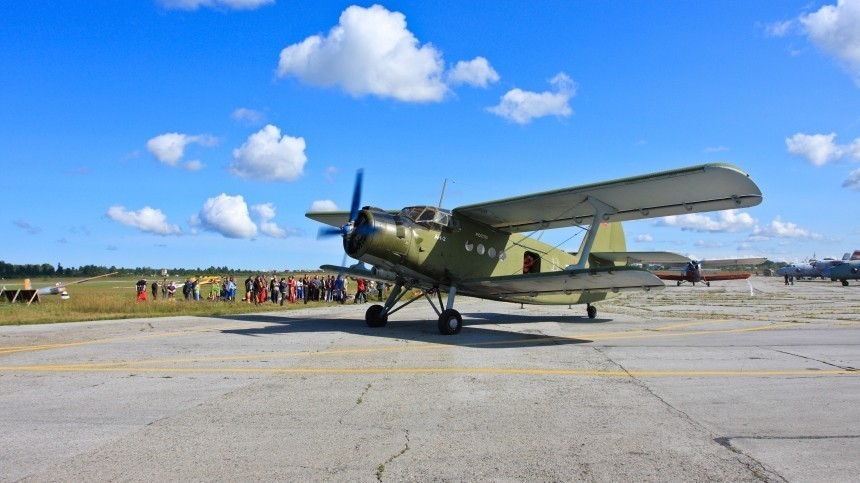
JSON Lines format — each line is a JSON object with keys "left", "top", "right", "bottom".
{"left": 0, "top": 275, "right": 339, "bottom": 326}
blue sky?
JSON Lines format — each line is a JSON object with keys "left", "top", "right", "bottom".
{"left": 3, "top": 0, "right": 860, "bottom": 272}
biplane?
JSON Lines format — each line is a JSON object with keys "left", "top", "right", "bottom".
{"left": 655, "top": 258, "right": 767, "bottom": 287}
{"left": 307, "top": 163, "right": 762, "bottom": 335}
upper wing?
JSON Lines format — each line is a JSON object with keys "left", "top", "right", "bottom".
{"left": 453, "top": 163, "right": 762, "bottom": 233}
{"left": 459, "top": 266, "right": 664, "bottom": 299}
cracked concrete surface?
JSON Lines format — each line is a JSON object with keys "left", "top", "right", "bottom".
{"left": 0, "top": 276, "right": 857, "bottom": 481}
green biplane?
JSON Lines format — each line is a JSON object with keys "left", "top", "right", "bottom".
{"left": 307, "top": 163, "right": 762, "bottom": 335}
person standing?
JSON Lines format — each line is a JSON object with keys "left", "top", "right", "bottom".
{"left": 151, "top": 280, "right": 159, "bottom": 301}
{"left": 227, "top": 277, "right": 236, "bottom": 301}
{"left": 354, "top": 278, "right": 366, "bottom": 304}
{"left": 269, "top": 277, "right": 279, "bottom": 304}
{"left": 136, "top": 278, "right": 148, "bottom": 302}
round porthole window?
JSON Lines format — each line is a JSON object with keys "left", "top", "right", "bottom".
{"left": 499, "top": 250, "right": 506, "bottom": 261}
{"left": 465, "top": 241, "right": 474, "bottom": 251}
{"left": 488, "top": 247, "right": 497, "bottom": 258}
{"left": 477, "top": 244, "right": 485, "bottom": 255}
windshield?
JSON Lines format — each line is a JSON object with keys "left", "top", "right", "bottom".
{"left": 399, "top": 206, "right": 455, "bottom": 230}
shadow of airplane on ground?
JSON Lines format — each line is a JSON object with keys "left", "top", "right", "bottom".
{"left": 212, "top": 311, "right": 597, "bottom": 350}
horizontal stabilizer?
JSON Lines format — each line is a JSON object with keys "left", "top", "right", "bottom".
{"left": 591, "top": 251, "right": 691, "bottom": 265}
{"left": 320, "top": 264, "right": 374, "bottom": 279}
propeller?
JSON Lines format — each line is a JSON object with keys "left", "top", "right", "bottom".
{"left": 317, "top": 169, "right": 365, "bottom": 239}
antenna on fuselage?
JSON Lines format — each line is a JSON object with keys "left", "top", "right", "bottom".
{"left": 438, "top": 178, "right": 454, "bottom": 208}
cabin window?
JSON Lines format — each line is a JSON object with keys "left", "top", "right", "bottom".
{"left": 477, "top": 244, "right": 486, "bottom": 255}
{"left": 498, "top": 250, "right": 506, "bottom": 261}
{"left": 465, "top": 241, "right": 474, "bottom": 251}
{"left": 488, "top": 247, "right": 497, "bottom": 258}
{"left": 523, "top": 251, "right": 540, "bottom": 274}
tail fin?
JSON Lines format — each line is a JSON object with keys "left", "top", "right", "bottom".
{"left": 589, "top": 222, "right": 627, "bottom": 267}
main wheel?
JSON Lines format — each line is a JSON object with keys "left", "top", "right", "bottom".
{"left": 842, "top": 280, "right": 849, "bottom": 287}
{"left": 365, "top": 304, "right": 388, "bottom": 327}
{"left": 438, "top": 309, "right": 462, "bottom": 335}
{"left": 706, "top": 281, "right": 711, "bottom": 287}
{"left": 676, "top": 281, "right": 681, "bottom": 286}
{"left": 586, "top": 304, "right": 597, "bottom": 319}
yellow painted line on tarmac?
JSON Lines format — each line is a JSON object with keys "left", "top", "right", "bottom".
{"left": 0, "top": 322, "right": 263, "bottom": 355}
{"left": 32, "top": 322, "right": 798, "bottom": 371}
{"left": 0, "top": 365, "right": 854, "bottom": 377}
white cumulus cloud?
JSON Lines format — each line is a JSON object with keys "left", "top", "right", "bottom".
{"left": 447, "top": 57, "right": 500, "bottom": 88}
{"left": 107, "top": 206, "right": 181, "bottom": 236}
{"left": 277, "top": 5, "right": 448, "bottom": 102}
{"left": 786, "top": 132, "right": 860, "bottom": 166}
{"left": 146, "top": 132, "right": 216, "bottom": 168}
{"left": 230, "top": 125, "right": 307, "bottom": 181}
{"left": 252, "top": 202, "right": 288, "bottom": 238}
{"left": 487, "top": 72, "right": 576, "bottom": 124}
{"left": 752, "top": 216, "right": 823, "bottom": 240}
{"left": 786, "top": 132, "right": 840, "bottom": 166}
{"left": 158, "top": 0, "right": 274, "bottom": 11}
{"left": 197, "top": 194, "right": 257, "bottom": 239}
{"left": 309, "top": 200, "right": 338, "bottom": 212}
{"left": 800, "top": 0, "right": 860, "bottom": 85}
{"left": 654, "top": 210, "right": 756, "bottom": 233}
{"left": 634, "top": 234, "right": 653, "bottom": 243}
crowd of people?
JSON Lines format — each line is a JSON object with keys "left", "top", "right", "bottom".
{"left": 136, "top": 274, "right": 390, "bottom": 305}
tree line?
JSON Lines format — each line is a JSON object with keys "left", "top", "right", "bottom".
{"left": 0, "top": 261, "right": 239, "bottom": 279}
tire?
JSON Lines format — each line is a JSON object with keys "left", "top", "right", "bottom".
{"left": 586, "top": 304, "right": 597, "bottom": 319}
{"left": 365, "top": 304, "right": 388, "bottom": 327}
{"left": 842, "top": 280, "right": 849, "bottom": 287}
{"left": 438, "top": 309, "right": 462, "bottom": 335}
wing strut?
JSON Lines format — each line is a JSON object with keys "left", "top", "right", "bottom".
{"left": 567, "top": 196, "right": 617, "bottom": 271}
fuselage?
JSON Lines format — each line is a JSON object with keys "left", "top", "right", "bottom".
{"left": 346, "top": 205, "right": 626, "bottom": 305}
{"left": 822, "top": 260, "right": 860, "bottom": 281}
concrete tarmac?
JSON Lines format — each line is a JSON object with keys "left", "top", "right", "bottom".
{"left": 1, "top": 276, "right": 858, "bottom": 482}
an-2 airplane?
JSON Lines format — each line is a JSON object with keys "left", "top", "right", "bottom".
{"left": 307, "top": 163, "right": 762, "bottom": 335}
{"left": 656, "top": 258, "right": 767, "bottom": 286}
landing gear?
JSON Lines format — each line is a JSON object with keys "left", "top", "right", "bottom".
{"left": 438, "top": 309, "right": 462, "bottom": 335}
{"left": 706, "top": 281, "right": 711, "bottom": 287}
{"left": 586, "top": 303, "right": 597, "bottom": 319}
{"left": 842, "top": 280, "right": 849, "bottom": 286}
{"left": 676, "top": 281, "right": 682, "bottom": 286}
{"left": 365, "top": 304, "right": 387, "bottom": 327}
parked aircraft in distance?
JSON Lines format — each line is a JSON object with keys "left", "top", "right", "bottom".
{"left": 308, "top": 163, "right": 762, "bottom": 334}
{"left": 777, "top": 251, "right": 860, "bottom": 281}
{"left": 822, "top": 250, "right": 860, "bottom": 286}
{"left": 776, "top": 261, "right": 822, "bottom": 279}
{"left": 656, "top": 258, "right": 767, "bottom": 287}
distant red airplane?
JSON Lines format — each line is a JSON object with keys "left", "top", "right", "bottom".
{"left": 656, "top": 258, "right": 766, "bottom": 287}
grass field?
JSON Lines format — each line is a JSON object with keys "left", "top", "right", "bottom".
{"left": 0, "top": 275, "right": 343, "bottom": 326}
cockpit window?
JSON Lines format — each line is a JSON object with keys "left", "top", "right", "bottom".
{"left": 399, "top": 206, "right": 457, "bottom": 231}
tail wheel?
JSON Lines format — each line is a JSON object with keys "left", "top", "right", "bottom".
{"left": 438, "top": 309, "right": 462, "bottom": 335}
{"left": 586, "top": 304, "right": 597, "bottom": 319}
{"left": 365, "top": 304, "right": 388, "bottom": 327}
